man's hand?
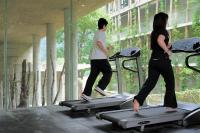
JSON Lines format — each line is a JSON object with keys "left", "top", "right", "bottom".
{"left": 107, "top": 45, "right": 113, "bottom": 51}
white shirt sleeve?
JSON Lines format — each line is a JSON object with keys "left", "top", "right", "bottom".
{"left": 89, "top": 31, "right": 107, "bottom": 60}
{"left": 96, "top": 32, "right": 103, "bottom": 44}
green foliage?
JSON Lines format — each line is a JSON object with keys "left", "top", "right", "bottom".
{"left": 171, "top": 27, "right": 184, "bottom": 42}
{"left": 57, "top": 44, "right": 64, "bottom": 58}
{"left": 56, "top": 8, "right": 112, "bottom": 64}
{"left": 78, "top": 9, "right": 113, "bottom": 64}
{"left": 192, "top": 11, "right": 200, "bottom": 37}
{"left": 147, "top": 89, "right": 200, "bottom": 104}
{"left": 132, "top": 8, "right": 138, "bottom": 35}
{"left": 176, "top": 89, "right": 200, "bottom": 103}
{"left": 158, "top": 0, "right": 166, "bottom": 13}
{"left": 55, "top": 1, "right": 200, "bottom": 96}
{"left": 56, "top": 28, "right": 64, "bottom": 58}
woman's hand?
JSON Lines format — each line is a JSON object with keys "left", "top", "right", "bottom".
{"left": 166, "top": 49, "right": 172, "bottom": 56}
{"left": 167, "top": 43, "right": 172, "bottom": 49}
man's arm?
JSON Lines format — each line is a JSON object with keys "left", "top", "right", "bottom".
{"left": 97, "top": 41, "right": 109, "bottom": 56}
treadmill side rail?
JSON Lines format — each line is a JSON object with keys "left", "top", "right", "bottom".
{"left": 97, "top": 107, "right": 189, "bottom": 130}
{"left": 183, "top": 107, "right": 200, "bottom": 127}
{"left": 59, "top": 95, "right": 130, "bottom": 111}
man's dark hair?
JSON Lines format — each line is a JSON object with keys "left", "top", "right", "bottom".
{"left": 98, "top": 18, "right": 108, "bottom": 30}
{"left": 153, "top": 12, "right": 168, "bottom": 31}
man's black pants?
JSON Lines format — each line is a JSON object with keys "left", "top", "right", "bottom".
{"left": 83, "top": 59, "right": 112, "bottom": 96}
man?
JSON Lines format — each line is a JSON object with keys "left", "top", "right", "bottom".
{"left": 81, "top": 18, "right": 112, "bottom": 101}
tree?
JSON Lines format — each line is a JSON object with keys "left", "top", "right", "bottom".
{"left": 192, "top": 3, "right": 200, "bottom": 89}
{"left": 55, "top": 8, "right": 113, "bottom": 84}
{"left": 56, "top": 8, "right": 112, "bottom": 64}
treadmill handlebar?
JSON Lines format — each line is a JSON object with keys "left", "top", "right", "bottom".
{"left": 109, "top": 47, "right": 140, "bottom": 60}
{"left": 185, "top": 53, "right": 200, "bottom": 73}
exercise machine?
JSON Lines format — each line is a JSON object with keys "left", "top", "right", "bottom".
{"left": 59, "top": 47, "right": 143, "bottom": 112}
{"left": 96, "top": 38, "right": 200, "bottom": 131}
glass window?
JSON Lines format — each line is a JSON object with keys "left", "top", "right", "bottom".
{"left": 176, "top": 0, "right": 187, "bottom": 24}
{"left": 140, "top": 5, "right": 149, "bottom": 33}
{"left": 149, "top": 2, "right": 157, "bottom": 31}
{"left": 188, "top": 0, "right": 200, "bottom": 22}
{"left": 120, "top": 0, "right": 129, "bottom": 8}
{"left": 121, "top": 12, "right": 128, "bottom": 27}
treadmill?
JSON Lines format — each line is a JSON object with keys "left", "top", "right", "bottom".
{"left": 59, "top": 47, "right": 143, "bottom": 111}
{"left": 96, "top": 38, "right": 200, "bottom": 131}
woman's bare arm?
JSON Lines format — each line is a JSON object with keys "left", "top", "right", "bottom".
{"left": 157, "top": 35, "right": 172, "bottom": 56}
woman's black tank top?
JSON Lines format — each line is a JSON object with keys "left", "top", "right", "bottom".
{"left": 150, "top": 29, "right": 169, "bottom": 59}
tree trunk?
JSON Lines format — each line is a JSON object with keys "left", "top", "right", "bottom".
{"left": 18, "top": 60, "right": 29, "bottom": 108}
{"left": 50, "top": 51, "right": 55, "bottom": 104}
{"left": 10, "top": 72, "right": 16, "bottom": 109}
{"left": 26, "top": 63, "right": 31, "bottom": 106}
{"left": 0, "top": 80, "right": 3, "bottom": 109}
{"left": 42, "top": 70, "right": 47, "bottom": 106}
{"left": 53, "top": 63, "right": 65, "bottom": 104}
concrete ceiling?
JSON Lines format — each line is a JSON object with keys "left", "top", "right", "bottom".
{"left": 0, "top": 0, "right": 112, "bottom": 45}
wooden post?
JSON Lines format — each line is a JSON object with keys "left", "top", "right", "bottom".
{"left": 18, "top": 60, "right": 29, "bottom": 108}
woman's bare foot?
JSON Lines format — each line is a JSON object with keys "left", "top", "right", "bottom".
{"left": 133, "top": 99, "right": 139, "bottom": 112}
{"left": 165, "top": 107, "right": 177, "bottom": 112}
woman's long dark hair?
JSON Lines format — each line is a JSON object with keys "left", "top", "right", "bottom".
{"left": 153, "top": 12, "right": 168, "bottom": 31}
{"left": 151, "top": 12, "right": 169, "bottom": 49}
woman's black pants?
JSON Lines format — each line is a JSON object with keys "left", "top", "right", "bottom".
{"left": 134, "top": 58, "right": 177, "bottom": 108}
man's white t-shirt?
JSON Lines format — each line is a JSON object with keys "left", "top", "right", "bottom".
{"left": 89, "top": 30, "right": 107, "bottom": 60}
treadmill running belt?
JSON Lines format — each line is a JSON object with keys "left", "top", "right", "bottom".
{"left": 60, "top": 95, "right": 129, "bottom": 111}
{"left": 97, "top": 106, "right": 189, "bottom": 129}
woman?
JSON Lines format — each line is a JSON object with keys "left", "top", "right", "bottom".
{"left": 133, "top": 12, "right": 177, "bottom": 112}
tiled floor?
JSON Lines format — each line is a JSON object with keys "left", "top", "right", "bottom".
{"left": 0, "top": 106, "right": 199, "bottom": 133}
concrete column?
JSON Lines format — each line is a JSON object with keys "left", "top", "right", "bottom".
{"left": 137, "top": 7, "right": 141, "bottom": 33}
{"left": 32, "top": 35, "right": 41, "bottom": 106}
{"left": 156, "top": 0, "right": 159, "bottom": 13}
{"left": 128, "top": 10, "right": 130, "bottom": 26}
{"left": 129, "top": 9, "right": 132, "bottom": 27}
{"left": 128, "top": 0, "right": 131, "bottom": 7}
{"left": 46, "top": 23, "right": 57, "bottom": 105}
{"left": 186, "top": 0, "right": 189, "bottom": 23}
{"left": 115, "top": 16, "right": 118, "bottom": 31}
{"left": 3, "top": 0, "right": 8, "bottom": 111}
{"left": 64, "top": 0, "right": 78, "bottom": 100}
{"left": 118, "top": 15, "right": 121, "bottom": 41}
{"left": 169, "top": 0, "right": 173, "bottom": 26}
{"left": 64, "top": 8, "right": 71, "bottom": 100}
{"left": 185, "top": 0, "right": 189, "bottom": 38}
{"left": 118, "top": 14, "right": 121, "bottom": 27}
{"left": 185, "top": 26, "right": 189, "bottom": 38}
{"left": 117, "top": 0, "right": 120, "bottom": 9}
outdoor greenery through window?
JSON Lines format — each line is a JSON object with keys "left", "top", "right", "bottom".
{"left": 2, "top": 0, "right": 200, "bottom": 110}
{"left": 55, "top": 0, "right": 200, "bottom": 105}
